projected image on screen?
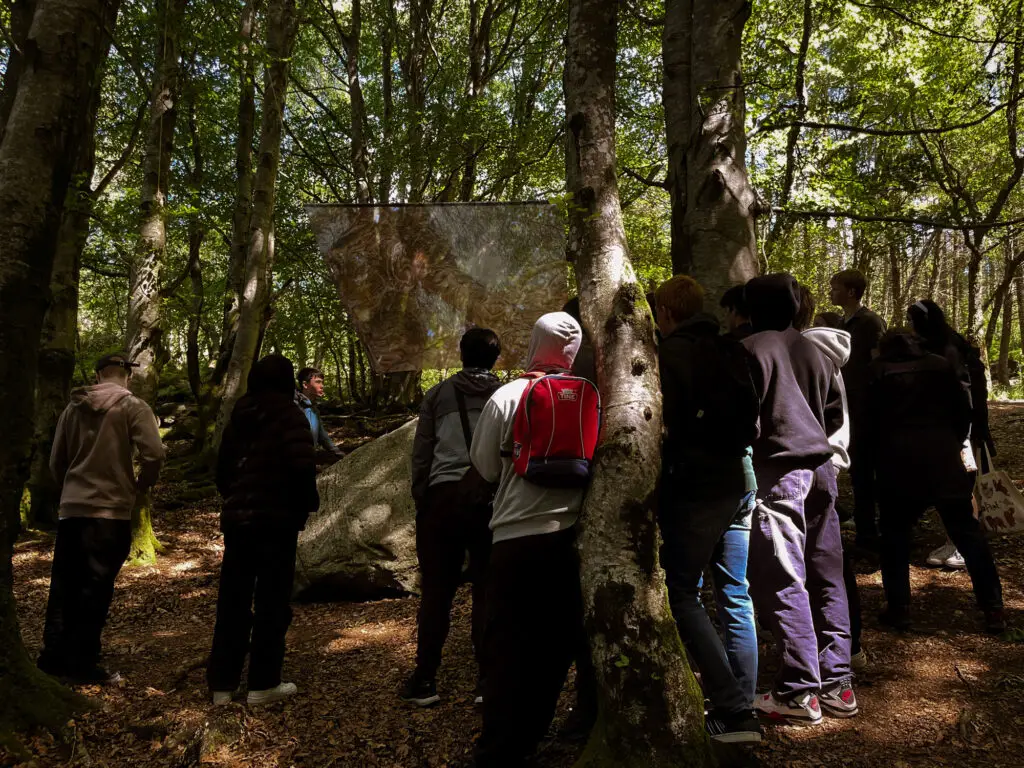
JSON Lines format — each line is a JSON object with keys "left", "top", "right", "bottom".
{"left": 306, "top": 203, "right": 568, "bottom": 372}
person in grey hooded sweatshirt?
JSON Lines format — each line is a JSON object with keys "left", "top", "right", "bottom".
{"left": 468, "top": 312, "right": 587, "bottom": 767}
{"left": 38, "top": 352, "right": 165, "bottom": 684}
{"left": 402, "top": 327, "right": 503, "bottom": 707}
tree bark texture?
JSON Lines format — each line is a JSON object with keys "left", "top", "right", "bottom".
{"left": 998, "top": 281, "right": 1014, "bottom": 386}
{"left": 0, "top": 0, "right": 120, "bottom": 734}
{"left": 216, "top": 0, "right": 259, "bottom": 384}
{"left": 0, "top": 0, "right": 38, "bottom": 136}
{"left": 343, "top": 0, "right": 372, "bottom": 203}
{"left": 212, "top": 0, "right": 299, "bottom": 452}
{"left": 127, "top": 0, "right": 188, "bottom": 405}
{"left": 663, "top": 0, "right": 758, "bottom": 303}
{"left": 566, "top": 1, "right": 711, "bottom": 765}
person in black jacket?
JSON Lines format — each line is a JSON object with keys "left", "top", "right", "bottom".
{"left": 742, "top": 274, "right": 857, "bottom": 723}
{"left": 720, "top": 284, "right": 755, "bottom": 340}
{"left": 403, "top": 328, "right": 502, "bottom": 708}
{"left": 654, "top": 275, "right": 762, "bottom": 744}
{"left": 207, "top": 354, "right": 320, "bottom": 706}
{"left": 868, "top": 330, "right": 1005, "bottom": 634}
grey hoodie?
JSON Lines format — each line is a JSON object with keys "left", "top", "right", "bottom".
{"left": 470, "top": 312, "right": 584, "bottom": 543}
{"left": 802, "top": 327, "right": 852, "bottom": 470}
{"left": 50, "top": 381, "right": 165, "bottom": 520}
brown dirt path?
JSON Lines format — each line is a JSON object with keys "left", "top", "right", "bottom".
{"left": 5, "top": 407, "right": 1024, "bottom": 767}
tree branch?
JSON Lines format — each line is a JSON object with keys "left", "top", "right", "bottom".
{"left": 621, "top": 163, "right": 667, "bottom": 189}
{"left": 848, "top": 0, "right": 1018, "bottom": 46}
{"left": 772, "top": 206, "right": 1024, "bottom": 230}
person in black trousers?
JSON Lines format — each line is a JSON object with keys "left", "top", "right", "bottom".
{"left": 403, "top": 328, "right": 503, "bottom": 707}
{"left": 207, "top": 354, "right": 320, "bottom": 706}
{"left": 867, "top": 330, "right": 1005, "bottom": 634}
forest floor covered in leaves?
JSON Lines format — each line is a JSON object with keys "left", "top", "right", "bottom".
{"left": 5, "top": 405, "right": 1024, "bottom": 767}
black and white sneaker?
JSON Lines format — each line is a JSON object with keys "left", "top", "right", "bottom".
{"left": 705, "top": 709, "right": 762, "bottom": 744}
{"left": 400, "top": 674, "right": 440, "bottom": 707}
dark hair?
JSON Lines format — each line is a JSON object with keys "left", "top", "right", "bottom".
{"left": 249, "top": 354, "right": 297, "bottom": 396}
{"left": 297, "top": 367, "right": 323, "bottom": 387}
{"left": 907, "top": 299, "right": 951, "bottom": 350}
{"left": 814, "top": 311, "right": 844, "bottom": 330}
{"left": 831, "top": 269, "right": 868, "bottom": 300}
{"left": 562, "top": 296, "right": 581, "bottom": 322}
{"left": 719, "top": 285, "right": 749, "bottom": 317}
{"left": 460, "top": 327, "right": 502, "bottom": 369}
{"left": 793, "top": 284, "right": 816, "bottom": 331}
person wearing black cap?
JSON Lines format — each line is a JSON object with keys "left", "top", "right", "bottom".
{"left": 38, "top": 352, "right": 165, "bottom": 684}
{"left": 207, "top": 354, "right": 320, "bottom": 706}
{"left": 741, "top": 274, "right": 857, "bottom": 724}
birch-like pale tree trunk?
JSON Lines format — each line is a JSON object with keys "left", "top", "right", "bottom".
{"left": 0, "top": 0, "right": 120, "bottom": 733}
{"left": 663, "top": 0, "right": 758, "bottom": 302}
{"left": 212, "top": 0, "right": 299, "bottom": 452}
{"left": 567, "top": 0, "right": 711, "bottom": 764}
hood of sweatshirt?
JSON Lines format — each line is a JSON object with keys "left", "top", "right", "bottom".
{"left": 526, "top": 312, "right": 582, "bottom": 373}
{"left": 879, "top": 331, "right": 928, "bottom": 361}
{"left": 452, "top": 367, "right": 501, "bottom": 396}
{"left": 69, "top": 381, "right": 134, "bottom": 414}
{"left": 803, "top": 327, "right": 852, "bottom": 368}
{"left": 746, "top": 274, "right": 799, "bottom": 332}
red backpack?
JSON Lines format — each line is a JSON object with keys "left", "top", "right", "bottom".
{"left": 508, "top": 372, "right": 601, "bottom": 488}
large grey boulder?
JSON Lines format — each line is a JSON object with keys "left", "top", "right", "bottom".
{"left": 294, "top": 418, "right": 419, "bottom": 600}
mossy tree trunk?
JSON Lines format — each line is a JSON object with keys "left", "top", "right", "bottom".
{"left": 566, "top": 0, "right": 713, "bottom": 765}
{"left": 0, "top": 0, "right": 120, "bottom": 736}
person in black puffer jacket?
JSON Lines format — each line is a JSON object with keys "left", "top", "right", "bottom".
{"left": 207, "top": 354, "right": 320, "bottom": 706}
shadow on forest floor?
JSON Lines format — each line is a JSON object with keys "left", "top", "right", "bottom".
{"left": 4, "top": 406, "right": 1024, "bottom": 767}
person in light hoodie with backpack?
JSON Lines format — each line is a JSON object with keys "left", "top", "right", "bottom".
{"left": 468, "top": 311, "right": 599, "bottom": 768}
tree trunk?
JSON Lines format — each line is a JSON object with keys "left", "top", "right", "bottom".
{"left": 377, "top": 0, "right": 394, "bottom": 202}
{"left": 0, "top": 0, "right": 119, "bottom": 735}
{"left": 665, "top": 0, "right": 759, "bottom": 303}
{"left": 998, "top": 282, "right": 1014, "bottom": 386}
{"left": 212, "top": 0, "right": 299, "bottom": 452}
{"left": 0, "top": 0, "right": 38, "bottom": 136}
{"left": 185, "top": 87, "right": 206, "bottom": 404}
{"left": 127, "top": 0, "right": 187, "bottom": 405}
{"left": 216, "top": 0, "right": 259, "bottom": 384}
{"left": 566, "top": 1, "right": 711, "bottom": 764}
{"left": 661, "top": 0, "right": 690, "bottom": 275}
{"left": 343, "top": 0, "right": 372, "bottom": 203}
{"left": 1017, "top": 268, "right": 1024, "bottom": 371}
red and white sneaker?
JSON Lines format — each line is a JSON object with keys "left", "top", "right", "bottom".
{"left": 754, "top": 691, "right": 823, "bottom": 725}
{"left": 820, "top": 678, "right": 859, "bottom": 718}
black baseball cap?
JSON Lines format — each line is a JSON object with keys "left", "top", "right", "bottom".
{"left": 95, "top": 352, "right": 140, "bottom": 373}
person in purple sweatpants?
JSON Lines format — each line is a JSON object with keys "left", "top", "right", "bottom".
{"left": 742, "top": 274, "right": 858, "bottom": 724}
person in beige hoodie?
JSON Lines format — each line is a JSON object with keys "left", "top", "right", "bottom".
{"left": 37, "top": 352, "right": 165, "bottom": 684}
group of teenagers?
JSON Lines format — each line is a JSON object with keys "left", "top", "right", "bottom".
{"left": 32, "top": 267, "right": 1006, "bottom": 766}
{"left": 404, "top": 268, "right": 1008, "bottom": 762}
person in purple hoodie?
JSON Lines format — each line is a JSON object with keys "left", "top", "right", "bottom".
{"left": 742, "top": 274, "right": 858, "bottom": 724}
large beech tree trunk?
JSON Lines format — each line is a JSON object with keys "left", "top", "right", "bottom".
{"left": 216, "top": 0, "right": 259, "bottom": 383}
{"left": 0, "top": 0, "right": 120, "bottom": 735}
{"left": 126, "top": 0, "right": 187, "bottom": 406}
{"left": 212, "top": 0, "right": 299, "bottom": 452}
{"left": 566, "top": 1, "right": 711, "bottom": 764}
{"left": 663, "top": 0, "right": 758, "bottom": 300}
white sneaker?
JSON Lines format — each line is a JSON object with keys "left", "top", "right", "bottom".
{"left": 944, "top": 548, "right": 966, "bottom": 570}
{"left": 850, "top": 649, "right": 868, "bottom": 672}
{"left": 926, "top": 542, "right": 957, "bottom": 567}
{"left": 247, "top": 682, "right": 298, "bottom": 705}
{"left": 754, "top": 691, "right": 823, "bottom": 725}
{"left": 211, "top": 691, "right": 233, "bottom": 706}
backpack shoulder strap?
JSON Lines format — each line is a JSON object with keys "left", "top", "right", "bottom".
{"left": 453, "top": 386, "right": 473, "bottom": 452}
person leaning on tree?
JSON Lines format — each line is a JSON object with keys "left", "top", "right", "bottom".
{"left": 208, "top": 354, "right": 320, "bottom": 706}
{"left": 653, "top": 275, "right": 763, "bottom": 744}
{"left": 829, "top": 269, "right": 886, "bottom": 552}
{"left": 401, "top": 327, "right": 503, "bottom": 708}
{"left": 38, "top": 352, "right": 165, "bottom": 685}
{"left": 295, "top": 366, "right": 344, "bottom": 466}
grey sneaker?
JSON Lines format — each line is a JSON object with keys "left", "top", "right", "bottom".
{"left": 820, "top": 678, "right": 859, "bottom": 718}
{"left": 247, "top": 682, "right": 297, "bottom": 705}
{"left": 926, "top": 542, "right": 957, "bottom": 567}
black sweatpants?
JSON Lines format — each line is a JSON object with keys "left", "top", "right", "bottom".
{"left": 39, "top": 517, "right": 131, "bottom": 673}
{"left": 414, "top": 481, "right": 491, "bottom": 680}
{"left": 879, "top": 497, "right": 1003, "bottom": 612}
{"left": 475, "top": 528, "right": 583, "bottom": 768}
{"left": 207, "top": 525, "right": 299, "bottom": 692}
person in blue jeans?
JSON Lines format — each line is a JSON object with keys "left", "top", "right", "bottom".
{"left": 709, "top": 491, "right": 758, "bottom": 702}
{"left": 654, "top": 276, "right": 762, "bottom": 743}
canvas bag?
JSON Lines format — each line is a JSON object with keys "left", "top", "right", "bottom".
{"left": 974, "top": 444, "right": 1024, "bottom": 536}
